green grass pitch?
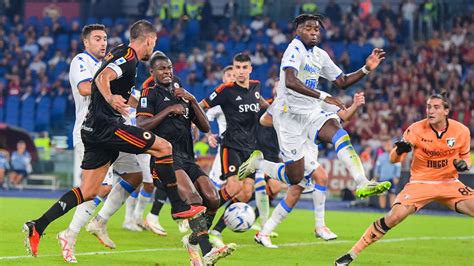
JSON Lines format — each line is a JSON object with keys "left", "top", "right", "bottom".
{"left": 0, "top": 197, "right": 473, "bottom": 265}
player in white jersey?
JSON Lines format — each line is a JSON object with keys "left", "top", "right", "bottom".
{"left": 239, "top": 14, "right": 391, "bottom": 199}
{"left": 57, "top": 25, "right": 143, "bottom": 263}
{"left": 207, "top": 65, "right": 233, "bottom": 189}
{"left": 254, "top": 92, "right": 366, "bottom": 248}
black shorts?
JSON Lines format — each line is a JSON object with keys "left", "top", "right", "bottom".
{"left": 220, "top": 146, "right": 254, "bottom": 180}
{"left": 173, "top": 156, "right": 207, "bottom": 183}
{"left": 81, "top": 124, "right": 155, "bottom": 169}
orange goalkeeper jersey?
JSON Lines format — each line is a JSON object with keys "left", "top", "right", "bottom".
{"left": 402, "top": 118, "right": 471, "bottom": 181}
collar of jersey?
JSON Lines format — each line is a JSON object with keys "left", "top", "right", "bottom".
{"left": 428, "top": 118, "right": 449, "bottom": 139}
{"left": 294, "top": 35, "right": 314, "bottom": 52}
{"left": 83, "top": 50, "right": 99, "bottom": 63}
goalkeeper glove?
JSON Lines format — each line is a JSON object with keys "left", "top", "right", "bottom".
{"left": 394, "top": 140, "right": 412, "bottom": 155}
{"left": 453, "top": 159, "right": 469, "bottom": 172}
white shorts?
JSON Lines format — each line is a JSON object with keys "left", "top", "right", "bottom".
{"left": 113, "top": 152, "right": 142, "bottom": 176}
{"left": 74, "top": 142, "right": 114, "bottom": 186}
{"left": 273, "top": 108, "right": 338, "bottom": 163}
{"left": 137, "top": 153, "right": 153, "bottom": 183}
{"left": 209, "top": 146, "right": 225, "bottom": 189}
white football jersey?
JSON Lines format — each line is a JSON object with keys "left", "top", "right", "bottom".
{"left": 69, "top": 51, "right": 102, "bottom": 147}
{"left": 206, "top": 106, "right": 227, "bottom": 136}
{"left": 277, "top": 37, "right": 342, "bottom": 114}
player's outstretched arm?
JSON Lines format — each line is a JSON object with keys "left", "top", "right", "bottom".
{"left": 95, "top": 68, "right": 130, "bottom": 115}
{"left": 333, "top": 48, "right": 385, "bottom": 90}
{"left": 174, "top": 87, "right": 210, "bottom": 133}
{"left": 336, "top": 92, "right": 365, "bottom": 121}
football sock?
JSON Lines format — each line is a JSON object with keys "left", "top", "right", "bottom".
{"left": 188, "top": 214, "right": 213, "bottom": 255}
{"left": 124, "top": 191, "right": 138, "bottom": 223}
{"left": 255, "top": 170, "right": 270, "bottom": 225}
{"left": 150, "top": 182, "right": 167, "bottom": 216}
{"left": 259, "top": 160, "right": 290, "bottom": 184}
{"left": 99, "top": 179, "right": 136, "bottom": 221}
{"left": 261, "top": 198, "right": 292, "bottom": 235}
{"left": 153, "top": 155, "right": 188, "bottom": 213}
{"left": 312, "top": 184, "right": 327, "bottom": 228}
{"left": 68, "top": 200, "right": 97, "bottom": 237}
{"left": 35, "top": 187, "right": 84, "bottom": 235}
{"left": 332, "top": 129, "right": 369, "bottom": 186}
{"left": 204, "top": 210, "right": 217, "bottom": 229}
{"left": 133, "top": 188, "right": 152, "bottom": 221}
{"left": 352, "top": 217, "right": 391, "bottom": 255}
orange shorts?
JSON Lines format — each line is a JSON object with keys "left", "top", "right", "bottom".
{"left": 394, "top": 179, "right": 474, "bottom": 212}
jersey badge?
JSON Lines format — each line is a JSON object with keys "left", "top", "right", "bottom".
{"left": 210, "top": 92, "right": 217, "bottom": 101}
{"left": 140, "top": 98, "right": 147, "bottom": 108}
{"left": 173, "top": 82, "right": 180, "bottom": 89}
{"left": 255, "top": 92, "right": 260, "bottom": 99}
{"left": 446, "top": 138, "right": 455, "bottom": 148}
{"left": 114, "top": 57, "right": 126, "bottom": 66}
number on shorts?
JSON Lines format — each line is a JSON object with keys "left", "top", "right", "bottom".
{"left": 458, "top": 186, "right": 473, "bottom": 196}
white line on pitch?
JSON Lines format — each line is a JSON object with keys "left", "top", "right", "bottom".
{"left": 1, "top": 236, "right": 473, "bottom": 260}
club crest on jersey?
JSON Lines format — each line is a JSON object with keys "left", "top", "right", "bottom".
{"left": 140, "top": 98, "right": 147, "bottom": 108}
{"left": 229, "top": 165, "right": 236, "bottom": 172}
{"left": 446, "top": 138, "right": 455, "bottom": 148}
{"left": 255, "top": 92, "right": 260, "bottom": 99}
{"left": 173, "top": 82, "right": 180, "bottom": 89}
{"left": 143, "top": 132, "right": 152, "bottom": 140}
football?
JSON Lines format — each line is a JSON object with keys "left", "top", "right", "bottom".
{"left": 223, "top": 202, "right": 256, "bottom": 232}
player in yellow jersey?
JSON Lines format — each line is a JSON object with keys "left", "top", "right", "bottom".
{"left": 335, "top": 91, "right": 473, "bottom": 265}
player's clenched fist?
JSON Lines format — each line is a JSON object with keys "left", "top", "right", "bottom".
{"left": 453, "top": 159, "right": 469, "bottom": 172}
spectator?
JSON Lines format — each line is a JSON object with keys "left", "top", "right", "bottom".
{"left": 325, "top": 0, "right": 342, "bottom": 25}
{"left": 250, "top": 15, "right": 264, "bottom": 32}
{"left": 37, "top": 27, "right": 54, "bottom": 48}
{"left": 374, "top": 137, "right": 401, "bottom": 209}
{"left": 8, "top": 140, "right": 32, "bottom": 188}
{"left": 29, "top": 54, "right": 47, "bottom": 75}
{"left": 0, "top": 149, "right": 9, "bottom": 189}
{"left": 23, "top": 36, "right": 39, "bottom": 56}
{"left": 368, "top": 30, "right": 385, "bottom": 48}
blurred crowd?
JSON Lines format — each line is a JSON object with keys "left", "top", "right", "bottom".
{"left": 0, "top": 0, "right": 472, "bottom": 170}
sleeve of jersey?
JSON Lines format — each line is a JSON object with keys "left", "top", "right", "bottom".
{"left": 202, "top": 87, "right": 225, "bottom": 109}
{"left": 402, "top": 125, "right": 417, "bottom": 147}
{"left": 320, "top": 50, "right": 343, "bottom": 81}
{"left": 70, "top": 58, "right": 93, "bottom": 88}
{"left": 106, "top": 48, "right": 135, "bottom": 79}
{"left": 136, "top": 90, "right": 155, "bottom": 117}
{"left": 459, "top": 129, "right": 471, "bottom": 161}
{"left": 281, "top": 46, "right": 302, "bottom": 72}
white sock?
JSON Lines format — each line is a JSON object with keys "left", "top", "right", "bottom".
{"left": 98, "top": 179, "right": 136, "bottom": 221}
{"left": 254, "top": 170, "right": 269, "bottom": 225}
{"left": 259, "top": 160, "right": 289, "bottom": 184}
{"left": 68, "top": 200, "right": 97, "bottom": 237}
{"left": 261, "top": 199, "right": 292, "bottom": 235}
{"left": 332, "top": 129, "right": 369, "bottom": 186}
{"left": 133, "top": 188, "right": 152, "bottom": 221}
{"left": 124, "top": 191, "right": 138, "bottom": 223}
{"left": 312, "top": 184, "right": 327, "bottom": 228}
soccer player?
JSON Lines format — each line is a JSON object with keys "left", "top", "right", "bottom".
{"left": 334, "top": 92, "right": 473, "bottom": 265}
{"left": 238, "top": 14, "right": 390, "bottom": 198}
{"left": 206, "top": 65, "right": 234, "bottom": 189}
{"left": 255, "top": 91, "right": 366, "bottom": 248}
{"left": 23, "top": 20, "right": 205, "bottom": 258}
{"left": 136, "top": 53, "right": 236, "bottom": 265}
{"left": 199, "top": 53, "right": 269, "bottom": 242}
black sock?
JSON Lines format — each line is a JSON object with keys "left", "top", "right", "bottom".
{"left": 204, "top": 211, "right": 216, "bottom": 229}
{"left": 254, "top": 208, "right": 260, "bottom": 220}
{"left": 153, "top": 155, "right": 188, "bottom": 213}
{"left": 35, "top": 187, "right": 84, "bottom": 235}
{"left": 150, "top": 181, "right": 168, "bottom": 216}
{"left": 189, "top": 214, "right": 213, "bottom": 255}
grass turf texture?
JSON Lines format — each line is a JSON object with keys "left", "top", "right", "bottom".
{"left": 1, "top": 197, "right": 473, "bottom": 265}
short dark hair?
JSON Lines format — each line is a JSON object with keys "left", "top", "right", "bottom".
{"left": 223, "top": 65, "right": 233, "bottom": 73}
{"left": 293, "top": 13, "right": 325, "bottom": 30}
{"left": 81, "top": 24, "right": 106, "bottom": 41}
{"left": 130, "top": 20, "right": 156, "bottom": 40}
{"left": 233, "top": 53, "right": 251, "bottom": 63}
{"left": 150, "top": 53, "right": 170, "bottom": 68}
{"left": 428, "top": 90, "right": 450, "bottom": 109}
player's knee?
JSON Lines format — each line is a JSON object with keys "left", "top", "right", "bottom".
{"left": 312, "top": 167, "right": 328, "bottom": 185}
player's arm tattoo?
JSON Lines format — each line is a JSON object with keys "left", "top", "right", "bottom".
{"left": 284, "top": 68, "right": 325, "bottom": 99}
